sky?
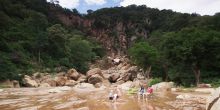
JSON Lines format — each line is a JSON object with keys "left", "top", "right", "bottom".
{"left": 48, "top": 0, "right": 220, "bottom": 15}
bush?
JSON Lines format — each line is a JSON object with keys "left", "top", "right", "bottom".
{"left": 148, "top": 78, "right": 162, "bottom": 86}
{"left": 127, "top": 87, "right": 138, "bottom": 95}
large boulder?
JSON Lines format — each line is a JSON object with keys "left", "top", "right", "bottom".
{"left": 152, "top": 82, "right": 174, "bottom": 92}
{"left": 118, "top": 81, "right": 133, "bottom": 91}
{"left": 112, "top": 58, "right": 121, "bottom": 65}
{"left": 117, "top": 66, "right": 138, "bottom": 82}
{"left": 55, "top": 76, "right": 68, "bottom": 86}
{"left": 131, "top": 80, "right": 142, "bottom": 88}
{"left": 119, "top": 72, "right": 131, "bottom": 82}
{"left": 32, "top": 72, "right": 44, "bottom": 79}
{"left": 103, "top": 73, "right": 111, "bottom": 79}
{"left": 206, "top": 87, "right": 220, "bottom": 110}
{"left": 23, "top": 75, "right": 38, "bottom": 87}
{"left": 127, "top": 66, "right": 138, "bottom": 73}
{"left": 121, "top": 64, "right": 131, "bottom": 70}
{"left": 67, "top": 68, "right": 80, "bottom": 80}
{"left": 108, "top": 73, "right": 120, "bottom": 83}
{"left": 86, "top": 68, "right": 103, "bottom": 78}
{"left": 88, "top": 74, "right": 103, "bottom": 85}
{"left": 45, "top": 79, "right": 57, "bottom": 87}
{"left": 12, "top": 80, "right": 20, "bottom": 88}
{"left": 77, "top": 75, "right": 87, "bottom": 83}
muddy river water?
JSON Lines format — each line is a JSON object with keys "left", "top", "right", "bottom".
{"left": 0, "top": 87, "right": 209, "bottom": 110}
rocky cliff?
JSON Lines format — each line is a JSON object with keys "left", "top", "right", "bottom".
{"left": 49, "top": 5, "right": 149, "bottom": 57}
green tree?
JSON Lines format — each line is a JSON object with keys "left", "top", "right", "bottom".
{"left": 162, "top": 28, "right": 220, "bottom": 86}
{"left": 68, "top": 38, "right": 94, "bottom": 73}
{"left": 128, "top": 42, "right": 158, "bottom": 79}
{"left": 47, "top": 24, "right": 68, "bottom": 58}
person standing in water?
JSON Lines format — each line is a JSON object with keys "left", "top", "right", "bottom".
{"left": 138, "top": 85, "right": 146, "bottom": 100}
{"left": 109, "top": 90, "right": 114, "bottom": 102}
{"left": 113, "top": 87, "right": 121, "bottom": 102}
{"left": 109, "top": 87, "right": 121, "bottom": 102}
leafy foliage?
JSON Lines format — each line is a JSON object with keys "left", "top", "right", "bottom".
{"left": 148, "top": 78, "right": 162, "bottom": 86}
{"left": 128, "top": 42, "right": 158, "bottom": 78}
{"left": 0, "top": 0, "right": 103, "bottom": 80}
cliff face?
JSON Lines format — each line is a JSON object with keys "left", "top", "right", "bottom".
{"left": 49, "top": 6, "right": 149, "bottom": 56}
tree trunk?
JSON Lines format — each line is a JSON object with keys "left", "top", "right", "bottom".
{"left": 193, "top": 66, "right": 200, "bottom": 86}
{"left": 146, "top": 65, "right": 152, "bottom": 79}
{"left": 38, "top": 50, "right": 41, "bottom": 63}
{"left": 163, "top": 64, "right": 168, "bottom": 81}
{"left": 142, "top": 70, "right": 146, "bottom": 80}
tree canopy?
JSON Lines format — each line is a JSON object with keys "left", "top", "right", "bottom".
{"left": 129, "top": 42, "right": 158, "bottom": 78}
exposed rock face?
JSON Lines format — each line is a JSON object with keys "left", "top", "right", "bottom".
{"left": 152, "top": 82, "right": 174, "bottom": 92}
{"left": 50, "top": 5, "right": 149, "bottom": 56}
{"left": 67, "top": 68, "right": 80, "bottom": 80}
{"left": 88, "top": 74, "right": 103, "bottom": 85}
{"left": 206, "top": 87, "right": 220, "bottom": 110}
{"left": 23, "top": 75, "right": 38, "bottom": 87}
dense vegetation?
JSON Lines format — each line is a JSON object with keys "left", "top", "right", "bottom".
{"left": 88, "top": 5, "right": 220, "bottom": 86}
{"left": 0, "top": 0, "right": 219, "bottom": 87}
{"left": 0, "top": 0, "right": 104, "bottom": 81}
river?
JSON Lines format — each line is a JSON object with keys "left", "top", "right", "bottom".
{"left": 0, "top": 87, "right": 209, "bottom": 110}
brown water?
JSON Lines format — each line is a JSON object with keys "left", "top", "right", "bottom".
{"left": 0, "top": 88, "right": 206, "bottom": 110}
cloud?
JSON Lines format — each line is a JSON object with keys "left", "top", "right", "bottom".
{"left": 55, "top": 0, "right": 80, "bottom": 9}
{"left": 120, "top": 0, "right": 220, "bottom": 15}
{"left": 112, "top": 0, "right": 121, "bottom": 3}
{"left": 84, "top": 0, "right": 106, "bottom": 5}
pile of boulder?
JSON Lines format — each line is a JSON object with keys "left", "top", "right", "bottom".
{"left": 22, "top": 68, "right": 102, "bottom": 88}
{"left": 103, "top": 60, "right": 141, "bottom": 84}
{"left": 21, "top": 57, "right": 142, "bottom": 88}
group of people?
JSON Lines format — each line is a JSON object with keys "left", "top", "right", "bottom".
{"left": 138, "top": 85, "right": 153, "bottom": 100}
{"left": 108, "top": 85, "right": 153, "bottom": 102}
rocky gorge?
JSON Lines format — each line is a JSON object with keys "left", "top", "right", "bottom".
{"left": 0, "top": 56, "right": 219, "bottom": 110}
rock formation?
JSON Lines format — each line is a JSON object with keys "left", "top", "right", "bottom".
{"left": 206, "top": 87, "right": 220, "bottom": 110}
